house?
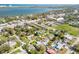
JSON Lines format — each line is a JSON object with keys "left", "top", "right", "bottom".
{"left": 73, "top": 10, "right": 78, "bottom": 14}
{"left": 46, "top": 48, "right": 57, "bottom": 54}
{"left": 64, "top": 34, "right": 74, "bottom": 40}
{"left": 8, "top": 40, "right": 17, "bottom": 47}
{"left": 57, "top": 13, "right": 65, "bottom": 17}
{"left": 56, "top": 17, "right": 65, "bottom": 23}
{"left": 46, "top": 15, "right": 56, "bottom": 20}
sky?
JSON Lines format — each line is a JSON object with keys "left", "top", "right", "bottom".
{"left": 0, "top": 0, "right": 79, "bottom": 4}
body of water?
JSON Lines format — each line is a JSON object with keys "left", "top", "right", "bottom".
{"left": 0, "top": 4, "right": 63, "bottom": 16}
{"left": 0, "top": 8, "right": 62, "bottom": 16}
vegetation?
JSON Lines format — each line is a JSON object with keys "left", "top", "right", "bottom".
{"left": 20, "top": 36, "right": 29, "bottom": 44}
{"left": 13, "top": 41, "right": 21, "bottom": 48}
{"left": 65, "top": 15, "right": 76, "bottom": 21}
{"left": 27, "top": 48, "right": 38, "bottom": 54}
{"left": 0, "top": 9, "right": 79, "bottom": 54}
{"left": 54, "top": 24, "right": 79, "bottom": 36}
{"left": 34, "top": 44, "right": 46, "bottom": 54}
{"left": 11, "top": 49, "right": 21, "bottom": 54}
{"left": 0, "top": 17, "right": 17, "bottom": 24}
{"left": 67, "top": 40, "right": 75, "bottom": 45}
{"left": 0, "top": 44, "right": 10, "bottom": 53}
{"left": 0, "top": 35, "right": 8, "bottom": 45}
{"left": 73, "top": 44, "right": 79, "bottom": 53}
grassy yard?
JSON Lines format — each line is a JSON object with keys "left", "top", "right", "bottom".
{"left": 54, "top": 24, "right": 79, "bottom": 36}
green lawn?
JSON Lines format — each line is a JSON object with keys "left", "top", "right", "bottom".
{"left": 54, "top": 24, "right": 79, "bottom": 36}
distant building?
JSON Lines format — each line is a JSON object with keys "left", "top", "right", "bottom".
{"left": 56, "top": 17, "right": 65, "bottom": 23}
{"left": 57, "top": 13, "right": 65, "bottom": 17}
{"left": 73, "top": 10, "right": 78, "bottom": 14}
{"left": 46, "top": 15, "right": 56, "bottom": 20}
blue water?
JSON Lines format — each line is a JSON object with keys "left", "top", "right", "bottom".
{"left": 0, "top": 4, "right": 65, "bottom": 7}
{"left": 0, "top": 4, "right": 63, "bottom": 16}
{"left": 0, "top": 8, "right": 63, "bottom": 16}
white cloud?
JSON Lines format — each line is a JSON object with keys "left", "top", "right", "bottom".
{"left": 0, "top": 0, "right": 79, "bottom": 4}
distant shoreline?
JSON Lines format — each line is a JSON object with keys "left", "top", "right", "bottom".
{"left": 0, "top": 7, "right": 64, "bottom": 17}
{"left": 0, "top": 6, "right": 65, "bottom": 8}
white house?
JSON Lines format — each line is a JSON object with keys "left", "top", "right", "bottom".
{"left": 73, "top": 10, "right": 78, "bottom": 14}
{"left": 46, "top": 15, "right": 56, "bottom": 20}
{"left": 57, "top": 13, "right": 65, "bottom": 17}
{"left": 56, "top": 17, "right": 65, "bottom": 23}
{"left": 64, "top": 34, "right": 74, "bottom": 40}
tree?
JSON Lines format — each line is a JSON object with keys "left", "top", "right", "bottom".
{"left": 47, "top": 40, "right": 52, "bottom": 46}
{"left": 0, "top": 44, "right": 10, "bottom": 53}
{"left": 0, "top": 35, "right": 8, "bottom": 45}
{"left": 73, "top": 44, "right": 79, "bottom": 53}
{"left": 34, "top": 44, "right": 46, "bottom": 54}
{"left": 30, "top": 40, "right": 37, "bottom": 46}
{"left": 3, "top": 27, "right": 15, "bottom": 36}
{"left": 27, "top": 49, "right": 38, "bottom": 54}
{"left": 20, "top": 36, "right": 29, "bottom": 44}
{"left": 22, "top": 44, "right": 29, "bottom": 51}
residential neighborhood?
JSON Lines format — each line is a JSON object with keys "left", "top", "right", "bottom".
{"left": 0, "top": 5, "right": 79, "bottom": 54}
